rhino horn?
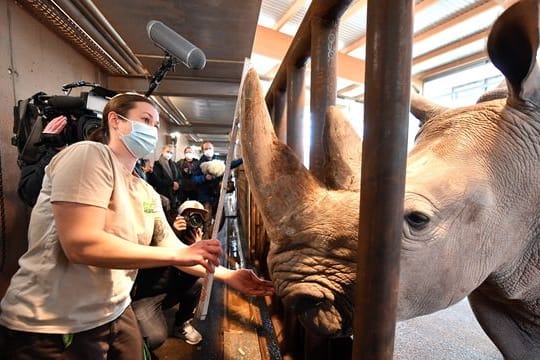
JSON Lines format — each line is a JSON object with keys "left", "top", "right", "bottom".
{"left": 322, "top": 106, "right": 362, "bottom": 191}
{"left": 488, "top": 0, "right": 540, "bottom": 106}
{"left": 410, "top": 90, "right": 448, "bottom": 124}
{"left": 240, "top": 68, "right": 323, "bottom": 229}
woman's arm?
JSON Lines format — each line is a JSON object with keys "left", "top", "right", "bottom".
{"left": 53, "top": 201, "right": 221, "bottom": 272}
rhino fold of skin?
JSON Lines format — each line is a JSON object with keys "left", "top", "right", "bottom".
{"left": 239, "top": 0, "right": 540, "bottom": 359}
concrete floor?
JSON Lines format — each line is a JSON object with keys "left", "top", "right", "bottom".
{"left": 394, "top": 299, "right": 503, "bottom": 359}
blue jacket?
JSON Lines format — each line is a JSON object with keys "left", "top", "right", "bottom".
{"left": 192, "top": 155, "right": 243, "bottom": 204}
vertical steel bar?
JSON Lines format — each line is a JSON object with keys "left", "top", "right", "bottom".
{"left": 309, "top": 17, "right": 337, "bottom": 177}
{"left": 353, "top": 0, "right": 413, "bottom": 358}
{"left": 286, "top": 64, "right": 306, "bottom": 159}
{"left": 272, "top": 90, "right": 287, "bottom": 142}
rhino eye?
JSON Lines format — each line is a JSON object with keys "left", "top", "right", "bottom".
{"left": 405, "top": 211, "right": 430, "bottom": 230}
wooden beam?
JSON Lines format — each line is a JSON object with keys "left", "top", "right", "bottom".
{"left": 414, "top": 0, "right": 438, "bottom": 13}
{"left": 253, "top": 25, "right": 294, "bottom": 59}
{"left": 341, "top": 0, "right": 367, "bottom": 22}
{"left": 414, "top": 1, "right": 498, "bottom": 43}
{"left": 341, "top": 36, "right": 366, "bottom": 54}
{"left": 253, "top": 25, "right": 365, "bottom": 83}
{"left": 337, "top": 83, "right": 361, "bottom": 96}
{"left": 341, "top": 0, "right": 496, "bottom": 55}
{"left": 413, "top": 50, "right": 487, "bottom": 81}
{"left": 274, "top": 0, "right": 307, "bottom": 31}
{"left": 413, "top": 28, "right": 489, "bottom": 65}
{"left": 340, "top": 0, "right": 437, "bottom": 54}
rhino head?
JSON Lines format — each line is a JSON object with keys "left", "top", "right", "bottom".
{"left": 240, "top": 0, "right": 540, "bottom": 357}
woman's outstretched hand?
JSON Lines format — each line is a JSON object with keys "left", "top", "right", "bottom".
{"left": 176, "top": 239, "right": 222, "bottom": 273}
{"left": 224, "top": 268, "right": 274, "bottom": 296}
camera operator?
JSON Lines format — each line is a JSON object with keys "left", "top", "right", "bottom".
{"left": 17, "top": 115, "right": 70, "bottom": 207}
{"left": 131, "top": 200, "right": 208, "bottom": 349}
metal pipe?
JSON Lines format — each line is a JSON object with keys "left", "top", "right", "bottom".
{"left": 309, "top": 16, "right": 337, "bottom": 178}
{"left": 286, "top": 63, "right": 306, "bottom": 160}
{"left": 272, "top": 91, "right": 287, "bottom": 142}
{"left": 53, "top": 0, "right": 137, "bottom": 74}
{"left": 265, "top": 0, "right": 353, "bottom": 108}
{"left": 353, "top": 0, "right": 413, "bottom": 358}
{"left": 74, "top": 0, "right": 147, "bottom": 74}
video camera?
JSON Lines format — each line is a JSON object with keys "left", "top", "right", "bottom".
{"left": 12, "top": 81, "right": 117, "bottom": 166}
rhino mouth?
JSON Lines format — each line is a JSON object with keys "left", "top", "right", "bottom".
{"left": 281, "top": 292, "right": 352, "bottom": 337}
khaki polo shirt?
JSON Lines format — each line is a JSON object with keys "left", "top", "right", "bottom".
{"left": 0, "top": 141, "right": 180, "bottom": 333}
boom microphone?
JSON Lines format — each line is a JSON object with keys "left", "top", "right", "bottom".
{"left": 146, "top": 20, "right": 206, "bottom": 70}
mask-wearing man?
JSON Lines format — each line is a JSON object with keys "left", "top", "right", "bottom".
{"left": 201, "top": 142, "right": 214, "bottom": 161}
{"left": 184, "top": 146, "right": 195, "bottom": 162}
{"left": 177, "top": 145, "right": 200, "bottom": 205}
{"left": 149, "top": 144, "right": 182, "bottom": 217}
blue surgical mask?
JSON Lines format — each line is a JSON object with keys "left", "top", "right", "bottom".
{"left": 117, "top": 114, "right": 158, "bottom": 158}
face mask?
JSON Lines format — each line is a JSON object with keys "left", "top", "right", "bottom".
{"left": 117, "top": 114, "right": 158, "bottom": 158}
{"left": 163, "top": 153, "right": 173, "bottom": 161}
{"left": 185, "top": 153, "right": 193, "bottom": 161}
{"left": 203, "top": 149, "right": 214, "bottom": 158}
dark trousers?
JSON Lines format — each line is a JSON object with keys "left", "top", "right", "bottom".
{"left": 131, "top": 277, "right": 202, "bottom": 350}
{"left": 0, "top": 306, "right": 142, "bottom": 360}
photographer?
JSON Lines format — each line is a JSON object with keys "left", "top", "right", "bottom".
{"left": 132, "top": 200, "right": 208, "bottom": 349}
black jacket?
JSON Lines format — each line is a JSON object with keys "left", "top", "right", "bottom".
{"left": 149, "top": 158, "right": 182, "bottom": 209}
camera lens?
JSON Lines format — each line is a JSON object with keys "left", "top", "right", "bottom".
{"left": 77, "top": 115, "right": 102, "bottom": 140}
{"left": 186, "top": 213, "right": 204, "bottom": 229}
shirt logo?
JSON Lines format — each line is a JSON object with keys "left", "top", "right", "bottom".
{"left": 142, "top": 201, "right": 156, "bottom": 213}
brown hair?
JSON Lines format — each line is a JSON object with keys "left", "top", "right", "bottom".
{"left": 88, "top": 93, "right": 155, "bottom": 144}
{"left": 201, "top": 141, "right": 213, "bottom": 151}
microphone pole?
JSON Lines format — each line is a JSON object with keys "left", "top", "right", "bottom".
{"left": 145, "top": 53, "right": 178, "bottom": 97}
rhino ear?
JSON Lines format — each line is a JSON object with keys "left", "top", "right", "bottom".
{"left": 240, "top": 68, "right": 323, "bottom": 229}
{"left": 410, "top": 90, "right": 448, "bottom": 125}
{"left": 322, "top": 106, "right": 362, "bottom": 191}
{"left": 488, "top": 0, "right": 540, "bottom": 106}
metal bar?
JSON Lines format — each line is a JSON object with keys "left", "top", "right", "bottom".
{"left": 264, "top": 0, "right": 353, "bottom": 108}
{"left": 272, "top": 90, "right": 287, "bottom": 142}
{"left": 74, "top": 0, "right": 147, "bottom": 74}
{"left": 196, "top": 59, "right": 251, "bottom": 320}
{"left": 309, "top": 16, "right": 338, "bottom": 178}
{"left": 353, "top": 0, "right": 413, "bottom": 359}
{"left": 286, "top": 63, "right": 306, "bottom": 159}
{"left": 53, "top": 0, "right": 137, "bottom": 74}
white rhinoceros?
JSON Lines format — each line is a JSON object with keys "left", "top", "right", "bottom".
{"left": 239, "top": 0, "right": 540, "bottom": 358}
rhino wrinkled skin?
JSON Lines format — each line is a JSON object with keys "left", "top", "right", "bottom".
{"left": 240, "top": 0, "right": 540, "bottom": 358}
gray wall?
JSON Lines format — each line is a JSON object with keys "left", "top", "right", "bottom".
{"left": 0, "top": 0, "right": 105, "bottom": 294}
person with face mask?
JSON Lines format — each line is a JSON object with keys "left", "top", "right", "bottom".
{"left": 0, "top": 93, "right": 273, "bottom": 359}
{"left": 191, "top": 141, "right": 243, "bottom": 238}
{"left": 176, "top": 145, "right": 200, "bottom": 204}
{"left": 150, "top": 144, "right": 182, "bottom": 218}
